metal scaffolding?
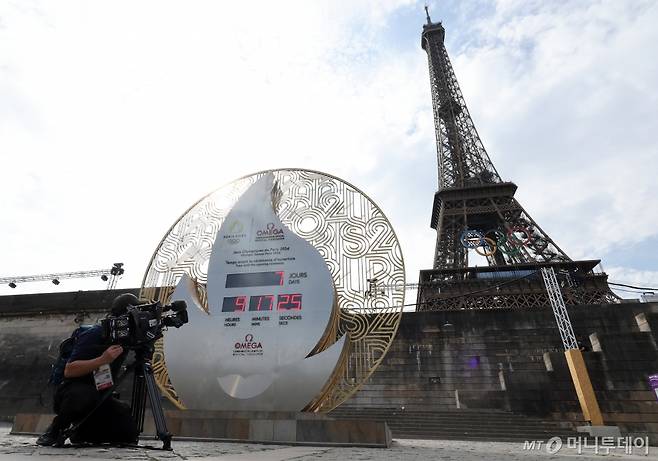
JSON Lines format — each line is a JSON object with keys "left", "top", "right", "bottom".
{"left": 541, "top": 267, "right": 578, "bottom": 350}
{"left": 0, "top": 263, "right": 124, "bottom": 290}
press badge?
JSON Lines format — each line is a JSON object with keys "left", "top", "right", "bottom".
{"left": 93, "top": 364, "right": 114, "bottom": 391}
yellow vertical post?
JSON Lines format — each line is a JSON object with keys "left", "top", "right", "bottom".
{"left": 564, "top": 348, "right": 604, "bottom": 426}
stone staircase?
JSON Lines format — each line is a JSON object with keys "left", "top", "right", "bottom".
{"left": 329, "top": 407, "right": 584, "bottom": 442}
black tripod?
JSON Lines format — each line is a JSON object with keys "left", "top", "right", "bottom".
{"left": 129, "top": 344, "right": 173, "bottom": 450}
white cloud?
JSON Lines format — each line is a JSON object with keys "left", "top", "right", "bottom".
{"left": 606, "top": 266, "right": 658, "bottom": 299}
{"left": 0, "top": 0, "right": 655, "bottom": 302}
{"left": 0, "top": 0, "right": 432, "bottom": 295}
{"left": 451, "top": 0, "right": 658, "bottom": 262}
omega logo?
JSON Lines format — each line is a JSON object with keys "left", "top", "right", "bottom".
{"left": 234, "top": 333, "right": 263, "bottom": 350}
{"left": 257, "top": 222, "right": 283, "bottom": 237}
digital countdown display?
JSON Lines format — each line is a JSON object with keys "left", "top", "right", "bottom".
{"left": 222, "top": 292, "right": 302, "bottom": 312}
{"left": 222, "top": 271, "right": 302, "bottom": 312}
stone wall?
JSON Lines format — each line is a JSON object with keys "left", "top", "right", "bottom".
{"left": 1, "top": 290, "right": 657, "bottom": 442}
{"left": 342, "top": 302, "right": 658, "bottom": 442}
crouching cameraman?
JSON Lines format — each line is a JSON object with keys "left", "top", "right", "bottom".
{"left": 37, "top": 294, "right": 141, "bottom": 446}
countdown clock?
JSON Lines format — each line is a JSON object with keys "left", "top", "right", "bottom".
{"left": 141, "top": 169, "right": 405, "bottom": 413}
{"left": 163, "top": 173, "right": 346, "bottom": 408}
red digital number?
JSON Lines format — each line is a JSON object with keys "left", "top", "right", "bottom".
{"left": 277, "top": 294, "right": 302, "bottom": 310}
{"left": 277, "top": 294, "right": 290, "bottom": 310}
{"left": 290, "top": 294, "right": 302, "bottom": 310}
{"left": 235, "top": 296, "right": 247, "bottom": 311}
{"left": 256, "top": 295, "right": 274, "bottom": 311}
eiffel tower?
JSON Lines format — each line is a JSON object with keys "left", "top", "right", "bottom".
{"left": 417, "top": 9, "right": 618, "bottom": 310}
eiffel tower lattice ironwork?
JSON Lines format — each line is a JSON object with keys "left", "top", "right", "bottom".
{"left": 417, "top": 11, "right": 618, "bottom": 311}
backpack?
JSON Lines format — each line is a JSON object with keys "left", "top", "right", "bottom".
{"left": 48, "top": 325, "right": 94, "bottom": 386}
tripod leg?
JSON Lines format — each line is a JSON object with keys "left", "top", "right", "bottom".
{"left": 142, "top": 361, "right": 172, "bottom": 450}
{"left": 131, "top": 366, "right": 147, "bottom": 433}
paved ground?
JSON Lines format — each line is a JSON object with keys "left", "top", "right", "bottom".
{"left": 1, "top": 423, "right": 655, "bottom": 460}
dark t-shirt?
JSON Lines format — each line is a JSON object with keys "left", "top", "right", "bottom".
{"left": 66, "top": 325, "right": 124, "bottom": 386}
{"left": 68, "top": 325, "right": 107, "bottom": 363}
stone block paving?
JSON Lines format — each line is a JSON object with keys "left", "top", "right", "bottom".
{"left": 1, "top": 423, "right": 656, "bottom": 460}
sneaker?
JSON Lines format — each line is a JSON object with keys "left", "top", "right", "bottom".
{"left": 35, "top": 424, "right": 66, "bottom": 447}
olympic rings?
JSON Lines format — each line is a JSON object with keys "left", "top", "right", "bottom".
{"left": 507, "top": 225, "right": 532, "bottom": 246}
{"left": 474, "top": 237, "right": 497, "bottom": 257}
{"left": 484, "top": 229, "right": 521, "bottom": 256}
{"left": 460, "top": 229, "right": 485, "bottom": 249}
{"left": 459, "top": 226, "right": 533, "bottom": 257}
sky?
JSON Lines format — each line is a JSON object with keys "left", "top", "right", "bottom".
{"left": 1, "top": 0, "right": 657, "bottom": 302}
